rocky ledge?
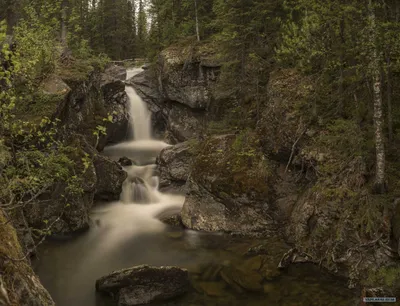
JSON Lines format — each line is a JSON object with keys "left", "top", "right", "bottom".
{"left": 96, "top": 265, "right": 190, "bottom": 305}
{"left": 128, "top": 44, "right": 222, "bottom": 143}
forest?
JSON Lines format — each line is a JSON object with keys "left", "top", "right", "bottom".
{"left": 2, "top": 0, "right": 400, "bottom": 305}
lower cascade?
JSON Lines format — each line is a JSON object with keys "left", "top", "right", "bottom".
{"left": 103, "top": 67, "right": 184, "bottom": 212}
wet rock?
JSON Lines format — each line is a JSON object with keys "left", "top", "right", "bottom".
{"left": 96, "top": 265, "right": 190, "bottom": 306}
{"left": 105, "top": 64, "right": 127, "bottom": 81}
{"left": 93, "top": 155, "right": 127, "bottom": 201}
{"left": 161, "top": 214, "right": 184, "bottom": 228}
{"left": 156, "top": 141, "right": 195, "bottom": 192}
{"left": 118, "top": 156, "right": 134, "bottom": 167}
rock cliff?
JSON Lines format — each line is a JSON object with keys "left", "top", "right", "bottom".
{"left": 128, "top": 44, "right": 221, "bottom": 143}
{"left": 141, "top": 43, "right": 400, "bottom": 291}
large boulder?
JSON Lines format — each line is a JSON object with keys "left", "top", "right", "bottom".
{"left": 181, "top": 133, "right": 277, "bottom": 235}
{"left": 93, "top": 154, "right": 127, "bottom": 201}
{"left": 0, "top": 210, "right": 55, "bottom": 306}
{"left": 156, "top": 141, "right": 195, "bottom": 192}
{"left": 96, "top": 265, "right": 189, "bottom": 305}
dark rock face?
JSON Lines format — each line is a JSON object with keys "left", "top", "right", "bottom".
{"left": 0, "top": 211, "right": 55, "bottom": 306}
{"left": 156, "top": 141, "right": 194, "bottom": 192}
{"left": 129, "top": 45, "right": 221, "bottom": 143}
{"left": 98, "top": 73, "right": 129, "bottom": 150}
{"left": 105, "top": 64, "right": 127, "bottom": 81}
{"left": 157, "top": 47, "right": 219, "bottom": 110}
{"left": 181, "top": 134, "right": 277, "bottom": 235}
{"left": 93, "top": 155, "right": 127, "bottom": 201}
{"left": 164, "top": 103, "right": 205, "bottom": 144}
{"left": 96, "top": 265, "right": 189, "bottom": 306}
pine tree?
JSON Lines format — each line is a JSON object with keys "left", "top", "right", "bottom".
{"left": 137, "top": 0, "right": 147, "bottom": 57}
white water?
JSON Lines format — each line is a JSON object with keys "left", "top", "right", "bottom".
{"left": 126, "top": 86, "right": 151, "bottom": 141}
{"left": 98, "top": 67, "right": 184, "bottom": 249}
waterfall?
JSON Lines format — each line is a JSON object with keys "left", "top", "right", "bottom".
{"left": 103, "top": 68, "right": 180, "bottom": 209}
{"left": 126, "top": 86, "right": 151, "bottom": 141}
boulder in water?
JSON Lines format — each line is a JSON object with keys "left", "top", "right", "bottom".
{"left": 118, "top": 156, "right": 134, "bottom": 166}
{"left": 94, "top": 155, "right": 127, "bottom": 201}
{"left": 156, "top": 140, "right": 196, "bottom": 192}
{"left": 95, "top": 265, "right": 189, "bottom": 306}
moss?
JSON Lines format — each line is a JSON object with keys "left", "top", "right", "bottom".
{"left": 57, "top": 55, "right": 109, "bottom": 83}
{"left": 192, "top": 130, "right": 274, "bottom": 201}
{"left": 14, "top": 91, "right": 65, "bottom": 123}
{"left": 364, "top": 266, "right": 400, "bottom": 291}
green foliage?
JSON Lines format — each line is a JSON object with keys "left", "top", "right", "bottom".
{"left": 12, "top": 4, "right": 61, "bottom": 85}
{"left": 365, "top": 266, "right": 400, "bottom": 289}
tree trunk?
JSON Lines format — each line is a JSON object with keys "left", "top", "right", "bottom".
{"left": 61, "top": 0, "right": 68, "bottom": 47}
{"left": 386, "top": 53, "right": 393, "bottom": 143}
{"left": 338, "top": 16, "right": 345, "bottom": 116}
{"left": 368, "top": 0, "right": 386, "bottom": 193}
{"left": 194, "top": 0, "right": 200, "bottom": 41}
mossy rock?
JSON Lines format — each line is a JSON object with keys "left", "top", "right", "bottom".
{"left": 192, "top": 132, "right": 274, "bottom": 202}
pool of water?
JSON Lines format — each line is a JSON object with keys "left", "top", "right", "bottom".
{"left": 33, "top": 202, "right": 359, "bottom": 306}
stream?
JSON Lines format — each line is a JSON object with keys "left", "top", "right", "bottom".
{"left": 34, "top": 68, "right": 360, "bottom": 306}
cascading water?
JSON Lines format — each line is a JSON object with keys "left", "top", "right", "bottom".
{"left": 89, "top": 68, "right": 186, "bottom": 250}
{"left": 104, "top": 68, "right": 174, "bottom": 205}
{"left": 35, "top": 67, "right": 359, "bottom": 306}
{"left": 126, "top": 86, "right": 151, "bottom": 141}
